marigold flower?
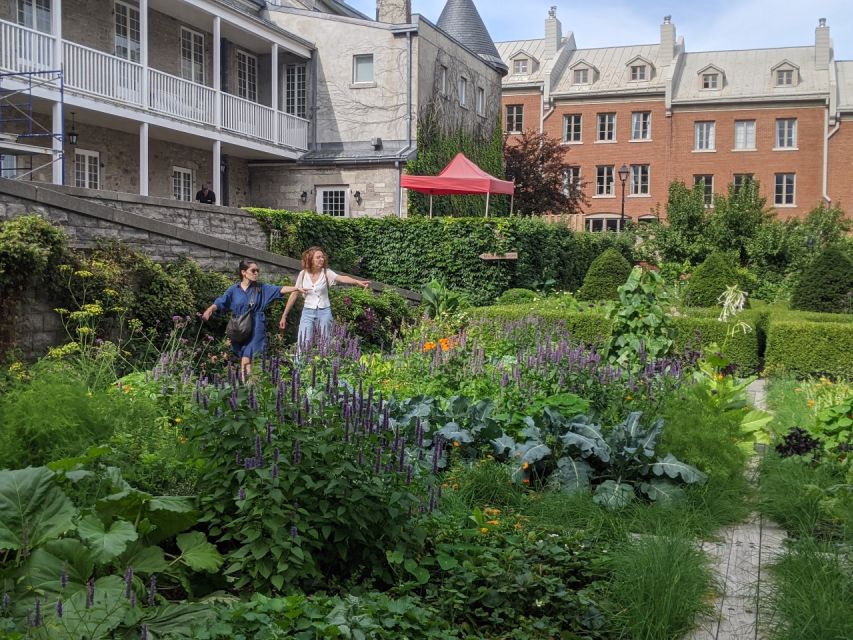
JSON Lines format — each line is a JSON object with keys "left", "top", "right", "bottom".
{"left": 423, "top": 341, "right": 437, "bottom": 352}
{"left": 480, "top": 527, "right": 489, "bottom": 535}
{"left": 487, "top": 519, "right": 500, "bottom": 526}
{"left": 484, "top": 507, "right": 501, "bottom": 516}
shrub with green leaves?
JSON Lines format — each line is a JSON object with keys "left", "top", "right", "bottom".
{"left": 684, "top": 252, "right": 743, "bottom": 308}
{"left": 765, "top": 320, "right": 853, "bottom": 378}
{"left": 495, "top": 287, "right": 537, "bottom": 305}
{"left": 791, "top": 245, "right": 853, "bottom": 313}
{"left": 577, "top": 247, "right": 633, "bottom": 301}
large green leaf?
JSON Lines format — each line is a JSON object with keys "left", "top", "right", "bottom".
{"left": 650, "top": 454, "right": 708, "bottom": 485}
{"left": 561, "top": 431, "right": 609, "bottom": 461}
{"left": 491, "top": 435, "right": 517, "bottom": 457}
{"left": 593, "top": 480, "right": 635, "bottom": 510}
{"left": 31, "top": 575, "right": 128, "bottom": 639}
{"left": 553, "top": 457, "right": 592, "bottom": 494}
{"left": 132, "top": 603, "right": 219, "bottom": 639}
{"left": 176, "top": 532, "right": 223, "bottom": 573}
{"left": 122, "top": 544, "right": 169, "bottom": 574}
{"left": 638, "top": 419, "right": 664, "bottom": 457}
{"left": 436, "top": 422, "right": 473, "bottom": 444}
{"left": 77, "top": 516, "right": 138, "bottom": 563}
{"left": 517, "top": 442, "right": 552, "bottom": 465}
{"left": 18, "top": 539, "right": 94, "bottom": 598}
{"left": 0, "top": 467, "right": 76, "bottom": 551}
{"left": 639, "top": 480, "right": 686, "bottom": 503}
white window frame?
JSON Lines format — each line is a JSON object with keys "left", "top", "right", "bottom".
{"left": 180, "top": 27, "right": 204, "bottom": 84}
{"left": 586, "top": 216, "right": 623, "bottom": 232}
{"left": 775, "top": 173, "right": 796, "bottom": 206}
{"left": 17, "top": 0, "right": 51, "bottom": 33}
{"left": 776, "top": 69, "right": 793, "bottom": 86}
{"left": 734, "top": 120, "right": 756, "bottom": 150}
{"left": 74, "top": 149, "right": 100, "bottom": 190}
{"left": 458, "top": 76, "right": 468, "bottom": 107}
{"left": 476, "top": 87, "right": 485, "bottom": 115}
{"left": 114, "top": 0, "right": 141, "bottom": 63}
{"left": 630, "top": 164, "right": 650, "bottom": 195}
{"left": 631, "top": 111, "right": 651, "bottom": 140}
{"left": 440, "top": 65, "right": 448, "bottom": 94}
{"left": 0, "top": 154, "right": 19, "bottom": 179}
{"left": 694, "top": 121, "right": 716, "bottom": 151}
{"left": 352, "top": 54, "right": 374, "bottom": 84}
{"left": 563, "top": 114, "right": 582, "bottom": 143}
{"left": 630, "top": 64, "right": 646, "bottom": 81}
{"left": 172, "top": 166, "right": 193, "bottom": 202}
{"left": 573, "top": 67, "right": 589, "bottom": 84}
{"left": 513, "top": 58, "right": 528, "bottom": 75}
{"left": 694, "top": 174, "right": 714, "bottom": 207}
{"left": 286, "top": 63, "right": 307, "bottom": 119}
{"left": 506, "top": 104, "right": 523, "bottom": 133}
{"left": 702, "top": 73, "right": 719, "bottom": 89}
{"left": 316, "top": 186, "right": 349, "bottom": 217}
{"left": 596, "top": 112, "right": 616, "bottom": 142}
{"left": 236, "top": 50, "right": 258, "bottom": 102}
{"left": 775, "top": 118, "right": 797, "bottom": 149}
{"left": 595, "top": 165, "right": 614, "bottom": 197}
{"left": 563, "top": 166, "right": 581, "bottom": 195}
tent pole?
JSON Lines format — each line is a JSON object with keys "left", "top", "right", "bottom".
{"left": 485, "top": 192, "right": 490, "bottom": 218}
{"left": 429, "top": 195, "right": 433, "bottom": 218}
{"left": 510, "top": 193, "right": 514, "bottom": 215}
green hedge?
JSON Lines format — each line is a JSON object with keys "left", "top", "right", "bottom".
{"left": 248, "top": 209, "right": 634, "bottom": 306}
{"left": 471, "top": 305, "right": 612, "bottom": 347}
{"left": 765, "top": 321, "right": 853, "bottom": 378}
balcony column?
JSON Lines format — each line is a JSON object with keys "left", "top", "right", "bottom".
{"left": 140, "top": 0, "right": 148, "bottom": 108}
{"left": 271, "top": 43, "right": 278, "bottom": 144}
{"left": 52, "top": 0, "right": 62, "bottom": 184}
{"left": 51, "top": 0, "right": 62, "bottom": 69}
{"left": 213, "top": 16, "right": 221, "bottom": 129}
{"left": 212, "top": 139, "right": 221, "bottom": 204}
{"left": 139, "top": 122, "right": 149, "bottom": 196}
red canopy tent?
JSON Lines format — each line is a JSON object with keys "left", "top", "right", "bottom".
{"left": 401, "top": 152, "right": 515, "bottom": 217}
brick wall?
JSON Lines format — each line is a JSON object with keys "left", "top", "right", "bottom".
{"left": 827, "top": 115, "right": 853, "bottom": 211}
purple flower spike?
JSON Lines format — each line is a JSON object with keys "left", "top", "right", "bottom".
{"left": 86, "top": 577, "right": 95, "bottom": 609}
{"left": 273, "top": 447, "right": 280, "bottom": 463}
{"left": 290, "top": 525, "right": 298, "bottom": 539}
{"left": 56, "top": 598, "right": 63, "bottom": 618}
{"left": 255, "top": 434, "right": 263, "bottom": 460}
{"left": 147, "top": 575, "right": 157, "bottom": 607}
{"left": 2, "top": 592, "right": 9, "bottom": 610}
{"left": 239, "top": 487, "right": 246, "bottom": 500}
{"left": 267, "top": 422, "right": 273, "bottom": 444}
{"left": 271, "top": 463, "right": 279, "bottom": 479}
{"left": 33, "top": 597, "right": 41, "bottom": 626}
{"left": 60, "top": 567, "right": 68, "bottom": 589}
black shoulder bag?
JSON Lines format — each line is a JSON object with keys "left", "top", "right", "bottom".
{"left": 225, "top": 286, "right": 258, "bottom": 345}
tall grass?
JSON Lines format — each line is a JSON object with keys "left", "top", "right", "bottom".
{"left": 764, "top": 539, "right": 853, "bottom": 640}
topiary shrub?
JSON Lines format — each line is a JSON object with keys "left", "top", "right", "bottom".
{"left": 684, "top": 252, "right": 743, "bottom": 308}
{"left": 790, "top": 246, "right": 853, "bottom": 313}
{"left": 495, "top": 288, "right": 537, "bottom": 305}
{"left": 577, "top": 248, "right": 632, "bottom": 301}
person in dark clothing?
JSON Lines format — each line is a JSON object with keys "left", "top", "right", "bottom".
{"left": 195, "top": 184, "right": 216, "bottom": 204}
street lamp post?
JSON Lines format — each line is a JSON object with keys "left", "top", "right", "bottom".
{"left": 618, "top": 164, "right": 630, "bottom": 232}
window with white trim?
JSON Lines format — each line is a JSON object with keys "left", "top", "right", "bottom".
{"left": 172, "top": 166, "right": 192, "bottom": 201}
{"left": 0, "top": 154, "right": 18, "bottom": 179}
{"left": 776, "top": 69, "right": 793, "bottom": 86}
{"left": 476, "top": 87, "right": 485, "bottom": 115}
{"left": 595, "top": 165, "right": 614, "bottom": 196}
{"left": 631, "top": 111, "right": 651, "bottom": 140}
{"left": 630, "top": 164, "right": 649, "bottom": 195}
{"left": 775, "top": 173, "right": 795, "bottom": 205}
{"left": 586, "top": 216, "right": 621, "bottom": 232}
{"left": 694, "top": 121, "right": 715, "bottom": 150}
{"left": 440, "top": 65, "right": 447, "bottom": 94}
{"left": 563, "top": 114, "right": 582, "bottom": 142}
{"left": 353, "top": 54, "right": 374, "bottom": 83}
{"left": 180, "top": 27, "right": 204, "bottom": 84}
{"left": 17, "top": 0, "right": 51, "bottom": 33}
{"left": 458, "top": 76, "right": 468, "bottom": 107}
{"left": 733, "top": 174, "right": 754, "bottom": 190}
{"left": 694, "top": 174, "right": 714, "bottom": 207}
{"left": 775, "top": 118, "right": 797, "bottom": 148}
{"left": 702, "top": 73, "right": 719, "bottom": 89}
{"left": 734, "top": 120, "right": 756, "bottom": 150}
{"left": 573, "top": 68, "right": 589, "bottom": 84}
{"left": 316, "top": 187, "right": 348, "bottom": 217}
{"left": 114, "top": 1, "right": 140, "bottom": 62}
{"left": 506, "top": 105, "right": 523, "bottom": 133}
{"left": 562, "top": 166, "right": 581, "bottom": 195}
{"left": 237, "top": 50, "right": 257, "bottom": 102}
{"left": 630, "top": 65, "right": 647, "bottom": 81}
{"left": 597, "top": 112, "right": 615, "bottom": 141}
{"left": 74, "top": 149, "right": 100, "bottom": 190}
{"left": 286, "top": 63, "right": 306, "bottom": 119}
{"left": 513, "top": 58, "right": 528, "bottom": 74}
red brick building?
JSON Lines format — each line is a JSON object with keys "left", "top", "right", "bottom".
{"left": 498, "top": 9, "right": 850, "bottom": 230}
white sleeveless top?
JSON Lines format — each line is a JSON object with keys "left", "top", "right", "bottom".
{"left": 296, "top": 269, "right": 338, "bottom": 309}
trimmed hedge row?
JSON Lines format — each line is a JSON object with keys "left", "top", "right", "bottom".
{"left": 765, "top": 321, "right": 853, "bottom": 378}
{"left": 248, "top": 209, "right": 634, "bottom": 306}
{"left": 472, "top": 304, "right": 612, "bottom": 347}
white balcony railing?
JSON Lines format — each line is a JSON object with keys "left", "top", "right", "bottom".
{"left": 222, "top": 93, "right": 275, "bottom": 141}
{"left": 149, "top": 69, "right": 215, "bottom": 126}
{"left": 0, "top": 21, "right": 54, "bottom": 73}
{"left": 278, "top": 111, "right": 309, "bottom": 151}
{"left": 63, "top": 41, "right": 143, "bottom": 105}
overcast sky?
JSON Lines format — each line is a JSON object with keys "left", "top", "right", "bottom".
{"left": 346, "top": 0, "right": 853, "bottom": 60}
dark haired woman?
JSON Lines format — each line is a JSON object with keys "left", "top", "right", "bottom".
{"left": 202, "top": 259, "right": 306, "bottom": 379}
{"left": 279, "top": 246, "right": 369, "bottom": 348}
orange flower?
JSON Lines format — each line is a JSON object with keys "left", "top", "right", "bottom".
{"left": 487, "top": 519, "right": 500, "bottom": 526}
{"left": 522, "top": 478, "right": 530, "bottom": 485}
{"left": 522, "top": 462, "right": 530, "bottom": 470}
{"left": 453, "top": 440, "right": 461, "bottom": 448}
{"left": 423, "top": 341, "right": 437, "bottom": 352}
{"left": 439, "top": 338, "right": 451, "bottom": 352}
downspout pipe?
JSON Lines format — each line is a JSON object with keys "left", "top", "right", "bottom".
{"left": 396, "top": 29, "right": 414, "bottom": 217}
{"left": 311, "top": 49, "right": 318, "bottom": 150}
{"left": 824, "top": 108, "right": 840, "bottom": 204}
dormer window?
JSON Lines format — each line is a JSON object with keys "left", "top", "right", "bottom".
{"left": 630, "top": 65, "right": 647, "bottom": 81}
{"left": 574, "top": 68, "right": 589, "bottom": 84}
{"left": 702, "top": 73, "right": 719, "bottom": 89}
{"left": 698, "top": 64, "right": 725, "bottom": 91}
{"left": 772, "top": 61, "right": 800, "bottom": 87}
{"left": 626, "top": 56, "right": 654, "bottom": 82}
{"left": 513, "top": 58, "right": 529, "bottom": 75}
{"left": 776, "top": 69, "right": 792, "bottom": 85}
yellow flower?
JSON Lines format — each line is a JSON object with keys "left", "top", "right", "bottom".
{"left": 480, "top": 527, "right": 489, "bottom": 535}
{"left": 174, "top": 417, "right": 183, "bottom": 424}
{"left": 807, "top": 399, "right": 816, "bottom": 408}
{"left": 487, "top": 519, "right": 500, "bottom": 526}
{"left": 452, "top": 483, "right": 460, "bottom": 491}
{"left": 452, "top": 441, "right": 461, "bottom": 448}
{"left": 423, "top": 341, "right": 437, "bottom": 352}
{"left": 522, "top": 462, "right": 530, "bottom": 470}
{"left": 625, "top": 395, "right": 633, "bottom": 401}
{"left": 484, "top": 507, "right": 501, "bottom": 516}
{"left": 715, "top": 373, "right": 725, "bottom": 381}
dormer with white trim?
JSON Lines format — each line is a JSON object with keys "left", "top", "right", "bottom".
{"left": 626, "top": 55, "right": 655, "bottom": 82}
{"left": 509, "top": 50, "right": 539, "bottom": 76}
{"left": 569, "top": 59, "right": 598, "bottom": 86}
{"left": 771, "top": 60, "right": 800, "bottom": 87}
{"left": 698, "top": 64, "right": 725, "bottom": 91}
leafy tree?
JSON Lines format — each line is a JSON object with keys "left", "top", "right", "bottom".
{"left": 636, "top": 181, "right": 710, "bottom": 265}
{"left": 706, "top": 179, "right": 773, "bottom": 265}
{"left": 503, "top": 130, "right": 588, "bottom": 215}
{"left": 790, "top": 245, "right": 853, "bottom": 313}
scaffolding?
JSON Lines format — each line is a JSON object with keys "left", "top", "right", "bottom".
{"left": 0, "top": 69, "right": 65, "bottom": 183}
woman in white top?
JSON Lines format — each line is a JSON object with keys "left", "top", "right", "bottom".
{"left": 279, "top": 246, "right": 369, "bottom": 348}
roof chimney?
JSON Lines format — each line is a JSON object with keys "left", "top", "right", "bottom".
{"left": 376, "top": 0, "right": 411, "bottom": 24}
{"left": 660, "top": 15, "right": 676, "bottom": 65}
{"left": 815, "top": 18, "right": 831, "bottom": 71}
{"left": 544, "top": 6, "right": 562, "bottom": 59}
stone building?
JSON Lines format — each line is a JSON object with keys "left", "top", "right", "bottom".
{"left": 498, "top": 8, "right": 851, "bottom": 229}
{"left": 0, "top": 0, "right": 505, "bottom": 216}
